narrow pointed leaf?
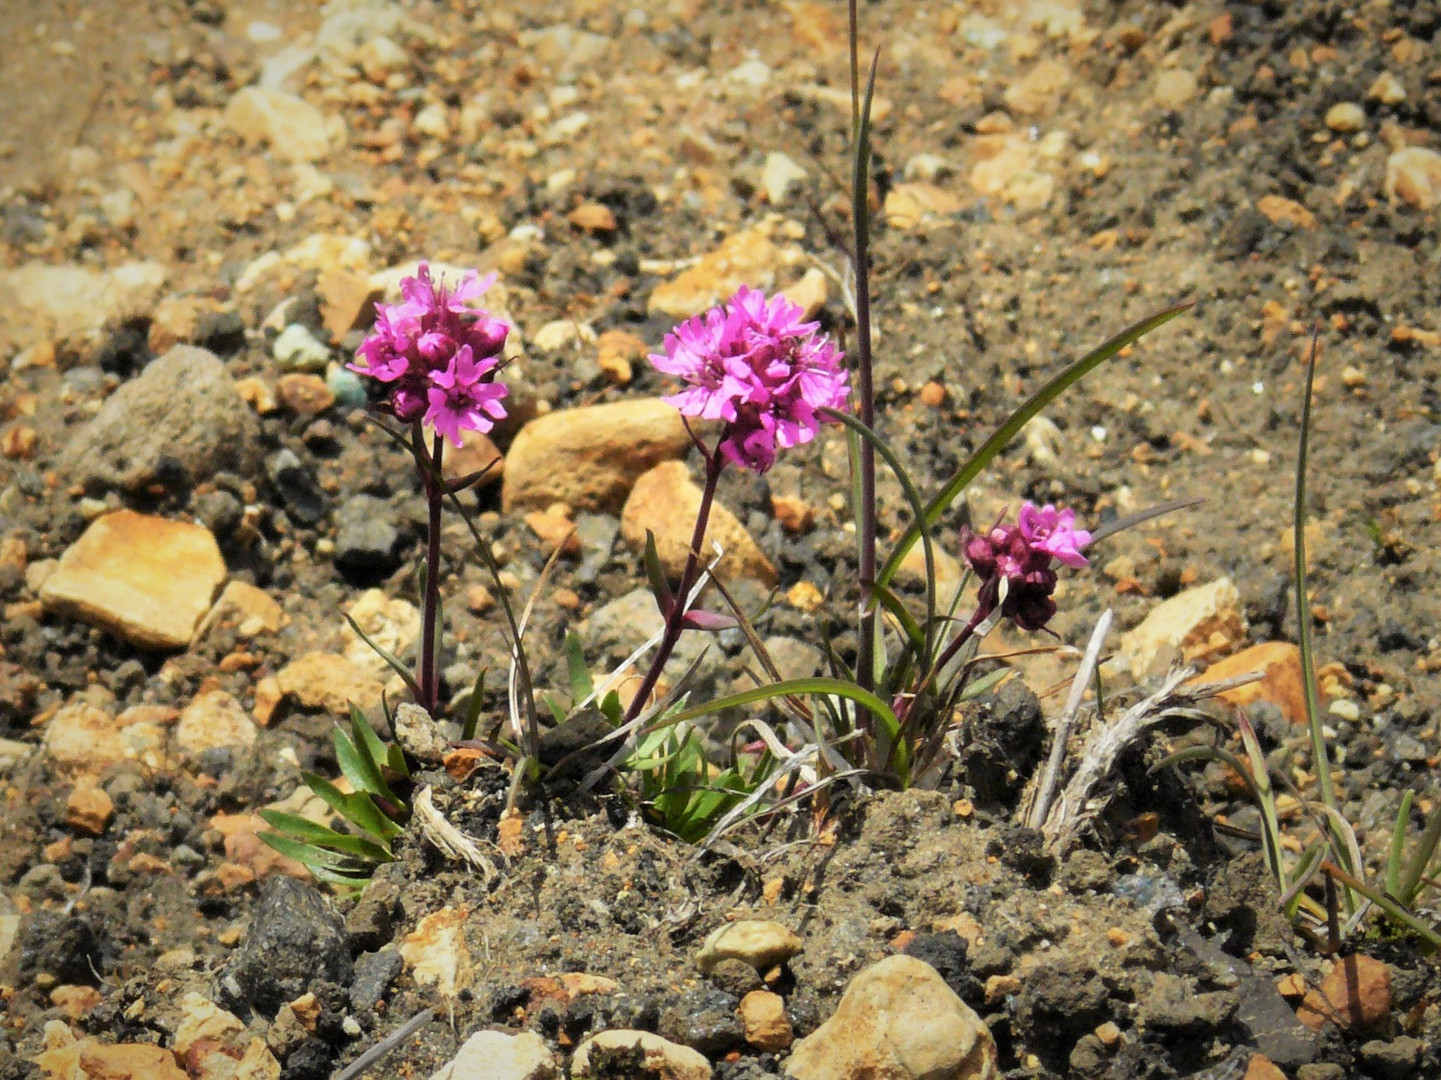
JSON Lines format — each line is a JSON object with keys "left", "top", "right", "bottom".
{"left": 643, "top": 530, "right": 674, "bottom": 616}
{"left": 565, "top": 631, "right": 593, "bottom": 700}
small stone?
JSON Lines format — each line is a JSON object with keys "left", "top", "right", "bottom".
{"left": 220, "top": 877, "right": 351, "bottom": 1017}
{"left": 739, "top": 990, "right": 793, "bottom": 1052}
{"left": 1367, "top": 71, "right": 1406, "bottom": 106}
{"left": 622, "top": 461, "right": 778, "bottom": 587}
{"left": 596, "top": 329, "right": 647, "bottom": 386}
{"left": 3, "top": 425, "right": 37, "bottom": 459}
{"left": 236, "top": 377, "right": 278, "bottom": 415}
{"left": 648, "top": 224, "right": 797, "bottom": 318}
{"left": 208, "top": 581, "right": 286, "bottom": 638}
{"left": 209, "top": 810, "right": 309, "bottom": 881}
{"left": 41, "top": 511, "right": 227, "bottom": 650}
{"left": 571, "top": 1031, "right": 711, "bottom": 1080}
{"left": 1295, "top": 954, "right": 1390, "bottom": 1032}
{"left": 335, "top": 495, "right": 400, "bottom": 576}
{"left": 317, "top": 267, "right": 380, "bottom": 341}
{"left": 1004, "top": 58, "right": 1071, "bottom": 115}
{"left": 65, "top": 779, "right": 114, "bottom": 836}
{"left": 919, "top": 380, "right": 948, "bottom": 408}
{"left": 1112, "top": 577, "right": 1246, "bottom": 681}
{"left": 225, "top": 87, "right": 334, "bottom": 163}
{"left": 568, "top": 202, "right": 618, "bottom": 232}
{"left": 1244, "top": 1054, "right": 1288, "bottom": 1080}
{"left": 176, "top": 690, "right": 258, "bottom": 754}
{"left": 779, "top": 267, "right": 829, "bottom": 320}
{"left": 525, "top": 509, "right": 581, "bottom": 555}
{"left": 393, "top": 703, "right": 448, "bottom": 765}
{"left": 430, "top": 1030, "right": 557, "bottom": 1080}
{"left": 770, "top": 495, "right": 816, "bottom": 535}
{"left": 275, "top": 374, "right": 335, "bottom": 416}
{"left": 762, "top": 151, "right": 809, "bottom": 204}
{"left": 275, "top": 652, "right": 384, "bottom": 714}
{"left": 1357, "top": 1037, "right": 1424, "bottom": 1077}
{"left": 401, "top": 906, "right": 474, "bottom": 998}
{"left": 1153, "top": 68, "right": 1199, "bottom": 109}
{"left": 43, "top": 702, "right": 127, "bottom": 775}
{"left": 784, "top": 954, "right": 998, "bottom": 1080}
{"left": 65, "top": 345, "right": 261, "bottom": 494}
{"left": 272, "top": 323, "right": 331, "bottom": 371}
{"left": 174, "top": 992, "right": 245, "bottom": 1057}
{"left": 1385, "top": 147, "right": 1441, "bottom": 210}
{"left": 50, "top": 985, "right": 103, "bottom": 1019}
{"left": 697, "top": 920, "right": 802, "bottom": 975}
{"left": 503, "top": 399, "right": 691, "bottom": 513}
{"left": 1324, "top": 102, "right": 1365, "bottom": 133}
{"left": 1256, "top": 195, "right": 1316, "bottom": 230}
{"left": 884, "top": 183, "right": 964, "bottom": 230}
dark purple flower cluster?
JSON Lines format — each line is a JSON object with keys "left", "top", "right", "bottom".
{"left": 961, "top": 503, "right": 1092, "bottom": 631}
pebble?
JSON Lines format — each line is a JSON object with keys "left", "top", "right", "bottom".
{"left": 400, "top": 906, "right": 474, "bottom": 998}
{"left": 1385, "top": 147, "right": 1441, "bottom": 210}
{"left": 206, "top": 581, "right": 287, "bottom": 638}
{"left": 276, "top": 373, "right": 335, "bottom": 416}
{"left": 35, "top": 1029, "right": 189, "bottom": 1080}
{"left": 1111, "top": 577, "right": 1246, "bottom": 681}
{"left": 64, "top": 779, "right": 114, "bottom": 836}
{"left": 1367, "top": 71, "right": 1405, "bottom": 105}
{"left": 1198, "top": 642, "right": 1307, "bottom": 727}
{"left": 1004, "top": 58, "right": 1071, "bottom": 115}
{"left": 334, "top": 494, "right": 400, "bottom": 576}
{"left": 784, "top": 954, "right": 998, "bottom": 1079}
{"left": 571, "top": 1030, "right": 711, "bottom": 1080}
{"left": 1256, "top": 194, "right": 1316, "bottom": 230}
{"left": 502, "top": 398, "right": 691, "bottom": 513}
{"left": 225, "top": 86, "right": 334, "bottom": 163}
{"left": 267, "top": 448, "right": 328, "bottom": 525}
{"left": 318, "top": 268, "right": 381, "bottom": 340}
{"left": 272, "top": 323, "right": 332, "bottom": 371}
{"left": 697, "top": 920, "right": 802, "bottom": 975}
{"left": 393, "top": 702, "right": 448, "bottom": 764}
{"left": 762, "top": 151, "right": 809, "bottom": 204}
{"left": 779, "top": 267, "right": 829, "bottom": 320}
{"left": 621, "top": 461, "right": 778, "bottom": 587}
{"left": 648, "top": 222, "right": 800, "bottom": 318}
{"left": 40, "top": 511, "right": 227, "bottom": 650}
{"left": 1295, "top": 955, "right": 1390, "bottom": 1032}
{"left": 349, "top": 947, "right": 403, "bottom": 1013}
{"left": 430, "top": 1030, "right": 557, "bottom": 1080}
{"left": 1152, "top": 68, "right": 1199, "bottom": 110}
{"left": 738, "top": 989, "right": 793, "bottom": 1052}
{"left": 219, "top": 877, "right": 352, "bottom": 1017}
{"left": 65, "top": 345, "right": 262, "bottom": 494}
{"left": 275, "top": 652, "right": 382, "bottom": 716}
{"left": 176, "top": 690, "right": 258, "bottom": 754}
{"left": 595, "top": 329, "right": 648, "bottom": 385}
{"left": 567, "top": 202, "right": 618, "bottom": 233}
{"left": 173, "top": 992, "right": 245, "bottom": 1056}
{"left": 1323, "top": 102, "right": 1365, "bottom": 133}
{"left": 0, "top": 260, "right": 167, "bottom": 346}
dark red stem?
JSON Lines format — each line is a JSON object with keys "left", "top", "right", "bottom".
{"left": 418, "top": 428, "right": 445, "bottom": 714}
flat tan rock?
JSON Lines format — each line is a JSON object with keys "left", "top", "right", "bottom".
{"left": 622, "top": 462, "right": 777, "bottom": 587}
{"left": 224, "top": 87, "right": 334, "bottom": 163}
{"left": 785, "top": 954, "right": 997, "bottom": 1080}
{"left": 571, "top": 1030, "right": 711, "bottom": 1080}
{"left": 697, "top": 919, "right": 802, "bottom": 974}
{"left": 648, "top": 223, "right": 800, "bottom": 318}
{"left": 503, "top": 399, "right": 691, "bottom": 513}
{"left": 40, "top": 511, "right": 226, "bottom": 650}
{"left": 1113, "top": 577, "right": 1246, "bottom": 681}
{"left": 176, "top": 690, "right": 258, "bottom": 754}
{"left": 739, "top": 989, "right": 794, "bottom": 1052}
{"left": 1197, "top": 641, "right": 1307, "bottom": 726}
{"left": 401, "top": 906, "right": 473, "bottom": 998}
{"left": 43, "top": 702, "right": 127, "bottom": 775}
{"left": 275, "top": 652, "right": 384, "bottom": 714}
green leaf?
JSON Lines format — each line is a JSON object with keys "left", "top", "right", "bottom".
{"left": 303, "top": 771, "right": 402, "bottom": 842}
{"left": 258, "top": 810, "right": 393, "bottom": 862}
{"left": 1388, "top": 790, "right": 1415, "bottom": 900}
{"left": 1397, "top": 799, "right": 1441, "bottom": 908}
{"left": 343, "top": 613, "right": 421, "bottom": 700}
{"left": 460, "top": 667, "right": 488, "bottom": 742}
{"left": 565, "top": 632, "right": 593, "bottom": 701}
{"left": 334, "top": 722, "right": 400, "bottom": 809}
{"left": 643, "top": 530, "right": 674, "bottom": 615}
{"left": 258, "top": 830, "right": 376, "bottom": 872}
{"left": 878, "top": 302, "right": 1192, "bottom": 589}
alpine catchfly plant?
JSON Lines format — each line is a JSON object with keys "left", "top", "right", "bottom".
{"left": 349, "top": 262, "right": 510, "bottom": 713}
{"left": 622, "top": 286, "right": 849, "bottom": 724}
{"left": 961, "top": 502, "right": 1093, "bottom": 633}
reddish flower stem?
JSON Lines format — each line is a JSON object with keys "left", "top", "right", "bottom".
{"left": 622, "top": 450, "right": 725, "bottom": 724}
{"left": 417, "top": 427, "right": 445, "bottom": 714}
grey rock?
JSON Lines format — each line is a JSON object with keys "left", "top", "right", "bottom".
{"left": 659, "top": 985, "right": 744, "bottom": 1056}
{"left": 335, "top": 494, "right": 399, "bottom": 574}
{"left": 349, "top": 947, "right": 403, "bottom": 1013}
{"left": 707, "top": 958, "right": 762, "bottom": 998}
{"left": 1358, "top": 1037, "right": 1424, "bottom": 1079}
{"left": 268, "top": 448, "right": 328, "bottom": 526}
{"left": 19, "top": 913, "right": 102, "bottom": 985}
{"left": 66, "top": 345, "right": 261, "bottom": 493}
{"left": 219, "top": 876, "right": 351, "bottom": 1017}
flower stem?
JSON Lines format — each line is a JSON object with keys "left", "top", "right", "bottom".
{"left": 623, "top": 452, "right": 725, "bottom": 724}
{"left": 418, "top": 427, "right": 445, "bottom": 714}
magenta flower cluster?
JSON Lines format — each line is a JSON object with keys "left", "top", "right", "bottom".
{"left": 961, "top": 502, "right": 1092, "bottom": 631}
{"left": 650, "top": 285, "right": 849, "bottom": 472}
{"left": 349, "top": 262, "right": 510, "bottom": 446}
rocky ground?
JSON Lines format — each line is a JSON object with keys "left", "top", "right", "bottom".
{"left": 2, "top": 0, "right": 1441, "bottom": 1077}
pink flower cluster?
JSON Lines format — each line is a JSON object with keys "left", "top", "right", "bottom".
{"left": 349, "top": 263, "right": 509, "bottom": 446}
{"left": 650, "top": 285, "right": 849, "bottom": 472}
{"left": 961, "top": 502, "right": 1092, "bottom": 631}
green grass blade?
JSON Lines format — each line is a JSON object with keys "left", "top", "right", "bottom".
{"left": 878, "top": 302, "right": 1192, "bottom": 588}
{"left": 258, "top": 830, "right": 378, "bottom": 872}
{"left": 663, "top": 677, "right": 901, "bottom": 748}
{"left": 334, "top": 725, "right": 400, "bottom": 809}
{"left": 259, "top": 810, "right": 393, "bottom": 861}
{"left": 565, "top": 631, "right": 593, "bottom": 701}
{"left": 1389, "top": 789, "right": 1416, "bottom": 899}
{"left": 460, "top": 667, "right": 488, "bottom": 742}
{"left": 1398, "top": 800, "right": 1441, "bottom": 907}
{"left": 344, "top": 612, "right": 421, "bottom": 700}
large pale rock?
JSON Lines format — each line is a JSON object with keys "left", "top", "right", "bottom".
{"left": 570, "top": 1030, "right": 711, "bottom": 1080}
{"left": 622, "top": 462, "right": 777, "bottom": 587}
{"left": 503, "top": 399, "right": 691, "bottom": 513}
{"left": 1114, "top": 577, "right": 1246, "bottom": 681}
{"left": 648, "top": 223, "right": 800, "bottom": 318}
{"left": 0, "top": 260, "right": 166, "bottom": 346}
{"left": 43, "top": 702, "right": 128, "bottom": 775}
{"left": 1197, "top": 641, "right": 1307, "bottom": 726}
{"left": 225, "top": 87, "right": 334, "bottom": 163}
{"left": 1385, "top": 147, "right": 1441, "bottom": 210}
{"left": 65, "top": 345, "right": 262, "bottom": 493}
{"left": 400, "top": 906, "right": 473, "bottom": 998}
{"left": 176, "top": 690, "right": 258, "bottom": 753}
{"left": 697, "top": 919, "right": 802, "bottom": 975}
{"left": 173, "top": 992, "right": 245, "bottom": 1056}
{"left": 429, "top": 1030, "right": 556, "bottom": 1080}
{"left": 785, "top": 955, "right": 998, "bottom": 1080}
{"left": 341, "top": 590, "right": 421, "bottom": 678}
{"left": 41, "top": 511, "right": 226, "bottom": 650}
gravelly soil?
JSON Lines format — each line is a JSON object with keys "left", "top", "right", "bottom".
{"left": 1, "top": 1, "right": 1440, "bottom": 1078}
